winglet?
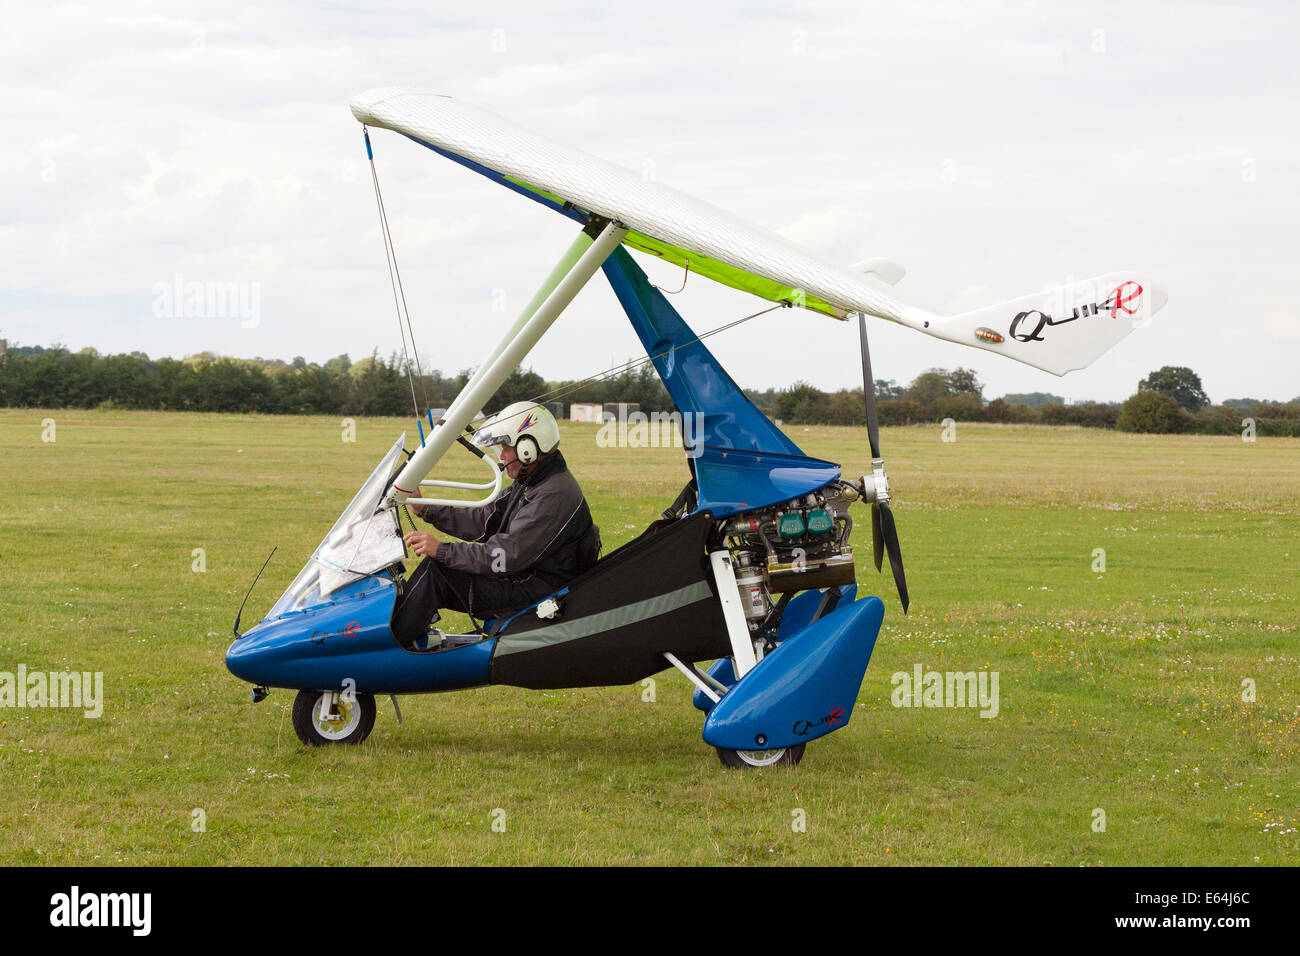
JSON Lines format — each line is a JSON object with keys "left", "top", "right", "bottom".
{"left": 899, "top": 273, "right": 1168, "bottom": 376}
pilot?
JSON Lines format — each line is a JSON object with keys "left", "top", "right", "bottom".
{"left": 393, "top": 401, "right": 601, "bottom": 645}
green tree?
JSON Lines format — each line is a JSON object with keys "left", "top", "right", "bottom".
{"left": 825, "top": 389, "right": 866, "bottom": 426}
{"left": 945, "top": 367, "right": 983, "bottom": 399}
{"left": 875, "top": 379, "right": 903, "bottom": 401}
{"left": 776, "top": 381, "right": 830, "bottom": 423}
{"left": 903, "top": 369, "right": 950, "bottom": 405}
{"left": 1117, "top": 390, "right": 1189, "bottom": 433}
{"left": 1001, "top": 391, "right": 1064, "bottom": 409}
{"left": 935, "top": 393, "right": 983, "bottom": 421}
{"left": 1138, "top": 366, "right": 1209, "bottom": 412}
{"left": 486, "top": 367, "right": 546, "bottom": 413}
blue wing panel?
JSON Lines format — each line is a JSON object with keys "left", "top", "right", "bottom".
{"left": 602, "top": 247, "right": 840, "bottom": 516}
{"left": 602, "top": 247, "right": 803, "bottom": 456}
{"left": 691, "top": 451, "right": 840, "bottom": 516}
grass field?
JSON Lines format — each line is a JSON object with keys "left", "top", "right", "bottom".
{"left": 1, "top": 408, "right": 1296, "bottom": 866}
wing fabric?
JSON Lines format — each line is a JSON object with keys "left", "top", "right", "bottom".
{"left": 601, "top": 246, "right": 840, "bottom": 517}
{"left": 351, "top": 88, "right": 898, "bottom": 321}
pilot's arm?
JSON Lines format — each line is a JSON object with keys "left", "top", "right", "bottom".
{"left": 414, "top": 500, "right": 492, "bottom": 542}
{"left": 404, "top": 498, "right": 496, "bottom": 558}
{"left": 435, "top": 480, "right": 583, "bottom": 578}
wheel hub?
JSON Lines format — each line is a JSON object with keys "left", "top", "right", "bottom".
{"left": 312, "top": 697, "right": 360, "bottom": 740}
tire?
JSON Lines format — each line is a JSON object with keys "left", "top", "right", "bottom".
{"left": 715, "top": 743, "right": 806, "bottom": 769}
{"left": 291, "top": 689, "right": 376, "bottom": 746}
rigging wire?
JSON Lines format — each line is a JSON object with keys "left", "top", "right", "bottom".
{"left": 524, "top": 300, "right": 788, "bottom": 410}
{"left": 364, "top": 127, "right": 429, "bottom": 419}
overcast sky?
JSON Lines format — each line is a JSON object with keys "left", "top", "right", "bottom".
{"left": 3, "top": 0, "right": 1297, "bottom": 404}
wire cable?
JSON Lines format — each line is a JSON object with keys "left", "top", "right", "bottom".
{"left": 365, "top": 128, "right": 428, "bottom": 418}
{"left": 525, "top": 301, "right": 787, "bottom": 409}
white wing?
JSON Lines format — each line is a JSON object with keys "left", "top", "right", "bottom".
{"left": 351, "top": 88, "right": 1167, "bottom": 376}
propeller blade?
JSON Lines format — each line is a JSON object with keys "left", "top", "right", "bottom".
{"left": 858, "top": 311, "right": 910, "bottom": 612}
{"left": 857, "top": 313, "right": 883, "bottom": 459}
{"left": 877, "top": 501, "right": 910, "bottom": 613}
{"left": 871, "top": 502, "right": 884, "bottom": 572}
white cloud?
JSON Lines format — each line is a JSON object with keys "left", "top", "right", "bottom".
{"left": 1, "top": 0, "right": 1298, "bottom": 403}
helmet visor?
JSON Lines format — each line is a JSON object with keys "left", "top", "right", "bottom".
{"left": 470, "top": 426, "right": 512, "bottom": 449}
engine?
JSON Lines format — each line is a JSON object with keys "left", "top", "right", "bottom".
{"left": 717, "top": 479, "right": 860, "bottom": 631}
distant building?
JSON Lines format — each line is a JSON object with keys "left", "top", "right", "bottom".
{"left": 569, "top": 402, "right": 603, "bottom": 423}
{"left": 544, "top": 401, "right": 564, "bottom": 420}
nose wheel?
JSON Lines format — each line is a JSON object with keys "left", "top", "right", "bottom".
{"left": 715, "top": 744, "right": 805, "bottom": 769}
{"left": 292, "top": 689, "right": 376, "bottom": 746}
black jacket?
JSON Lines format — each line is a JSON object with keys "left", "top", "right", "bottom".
{"left": 419, "top": 449, "right": 600, "bottom": 588}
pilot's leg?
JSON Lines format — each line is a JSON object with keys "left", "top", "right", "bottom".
{"left": 392, "top": 558, "right": 555, "bottom": 645}
{"left": 391, "top": 557, "right": 474, "bottom": 647}
{"left": 457, "top": 569, "right": 557, "bottom": 623}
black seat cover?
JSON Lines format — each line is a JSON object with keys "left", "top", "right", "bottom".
{"left": 489, "top": 513, "right": 730, "bottom": 689}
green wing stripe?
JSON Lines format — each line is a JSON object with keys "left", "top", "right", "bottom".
{"left": 503, "top": 176, "right": 841, "bottom": 318}
{"left": 621, "top": 231, "right": 841, "bottom": 318}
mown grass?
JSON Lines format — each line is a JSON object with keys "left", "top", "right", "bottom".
{"left": 1, "top": 409, "right": 1296, "bottom": 865}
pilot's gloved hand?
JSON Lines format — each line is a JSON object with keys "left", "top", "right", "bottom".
{"left": 404, "top": 531, "right": 440, "bottom": 558}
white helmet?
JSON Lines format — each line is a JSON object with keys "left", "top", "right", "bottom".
{"left": 473, "top": 401, "right": 560, "bottom": 465}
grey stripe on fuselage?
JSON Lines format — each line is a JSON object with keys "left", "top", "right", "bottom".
{"left": 494, "top": 580, "right": 716, "bottom": 656}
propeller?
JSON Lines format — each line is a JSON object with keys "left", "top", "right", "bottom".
{"left": 856, "top": 312, "right": 910, "bottom": 613}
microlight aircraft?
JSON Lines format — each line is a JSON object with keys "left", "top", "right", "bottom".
{"left": 226, "top": 88, "right": 1167, "bottom": 767}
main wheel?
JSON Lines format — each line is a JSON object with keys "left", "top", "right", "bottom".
{"left": 291, "top": 690, "right": 376, "bottom": 746}
{"left": 715, "top": 743, "right": 805, "bottom": 769}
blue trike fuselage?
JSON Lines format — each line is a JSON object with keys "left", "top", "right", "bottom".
{"left": 227, "top": 575, "right": 493, "bottom": 695}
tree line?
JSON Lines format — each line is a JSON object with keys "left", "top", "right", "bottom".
{"left": 0, "top": 344, "right": 675, "bottom": 418}
{"left": 2, "top": 344, "right": 1295, "bottom": 436}
{"left": 741, "top": 365, "right": 1300, "bottom": 437}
